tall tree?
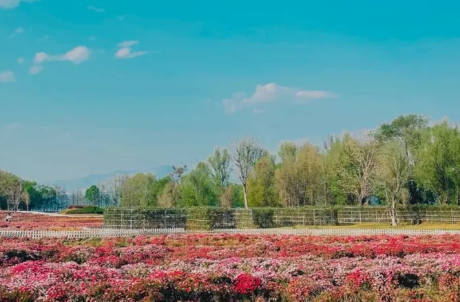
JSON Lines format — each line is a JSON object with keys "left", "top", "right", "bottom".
{"left": 0, "top": 171, "right": 22, "bottom": 211}
{"left": 121, "top": 173, "right": 156, "bottom": 207}
{"left": 374, "top": 141, "right": 411, "bottom": 226}
{"left": 231, "top": 137, "right": 264, "bottom": 208}
{"left": 276, "top": 143, "right": 326, "bottom": 207}
{"left": 376, "top": 114, "right": 428, "bottom": 164}
{"left": 278, "top": 142, "right": 297, "bottom": 163}
{"left": 415, "top": 121, "right": 460, "bottom": 204}
{"left": 180, "top": 162, "right": 217, "bottom": 207}
{"left": 208, "top": 147, "right": 232, "bottom": 189}
{"left": 247, "top": 154, "right": 278, "bottom": 207}
{"left": 85, "top": 185, "right": 100, "bottom": 205}
{"left": 324, "top": 133, "right": 380, "bottom": 205}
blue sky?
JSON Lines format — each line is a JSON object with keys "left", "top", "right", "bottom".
{"left": 1, "top": 0, "right": 460, "bottom": 182}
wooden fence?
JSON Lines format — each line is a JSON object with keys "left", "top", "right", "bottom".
{"left": 1, "top": 227, "right": 460, "bottom": 239}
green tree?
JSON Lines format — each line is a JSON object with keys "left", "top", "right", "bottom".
{"left": 376, "top": 114, "right": 429, "bottom": 204}
{"left": 180, "top": 162, "right": 217, "bottom": 207}
{"left": 121, "top": 173, "right": 157, "bottom": 207}
{"left": 219, "top": 184, "right": 244, "bottom": 208}
{"left": 324, "top": 134, "right": 380, "bottom": 205}
{"left": 247, "top": 154, "right": 278, "bottom": 207}
{"left": 276, "top": 143, "right": 326, "bottom": 207}
{"left": 376, "top": 114, "right": 428, "bottom": 163}
{"left": 374, "top": 141, "right": 411, "bottom": 225}
{"left": 85, "top": 185, "right": 100, "bottom": 204}
{"left": 208, "top": 147, "right": 231, "bottom": 190}
{"left": 157, "top": 182, "right": 180, "bottom": 208}
{"left": 0, "top": 170, "right": 22, "bottom": 211}
{"left": 415, "top": 121, "right": 460, "bottom": 204}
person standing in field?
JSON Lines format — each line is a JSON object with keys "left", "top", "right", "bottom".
{"left": 5, "top": 212, "right": 12, "bottom": 222}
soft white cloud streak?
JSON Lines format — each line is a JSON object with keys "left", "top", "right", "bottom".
{"left": 9, "top": 27, "right": 24, "bottom": 37}
{"left": 0, "top": 70, "right": 15, "bottom": 83}
{"left": 29, "top": 65, "right": 42, "bottom": 75}
{"left": 115, "top": 41, "right": 148, "bottom": 59}
{"left": 0, "top": 0, "right": 39, "bottom": 9}
{"left": 117, "top": 41, "right": 138, "bottom": 48}
{"left": 87, "top": 5, "right": 104, "bottom": 12}
{"left": 17, "top": 57, "right": 25, "bottom": 64}
{"left": 222, "top": 83, "right": 339, "bottom": 114}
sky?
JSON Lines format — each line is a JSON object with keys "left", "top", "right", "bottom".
{"left": 1, "top": 0, "right": 460, "bottom": 183}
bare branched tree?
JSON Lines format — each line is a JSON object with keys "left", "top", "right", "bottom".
{"left": 231, "top": 137, "right": 264, "bottom": 208}
{"left": 170, "top": 165, "right": 187, "bottom": 184}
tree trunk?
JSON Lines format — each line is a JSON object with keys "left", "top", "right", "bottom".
{"left": 390, "top": 199, "right": 398, "bottom": 226}
{"left": 243, "top": 184, "right": 249, "bottom": 208}
{"left": 441, "top": 192, "right": 448, "bottom": 205}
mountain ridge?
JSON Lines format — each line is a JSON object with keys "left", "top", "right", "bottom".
{"left": 53, "top": 165, "right": 173, "bottom": 192}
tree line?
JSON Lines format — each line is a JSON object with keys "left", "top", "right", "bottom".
{"left": 114, "top": 115, "right": 460, "bottom": 219}
{"left": 0, "top": 172, "right": 68, "bottom": 212}
{"left": 2, "top": 115, "right": 460, "bottom": 224}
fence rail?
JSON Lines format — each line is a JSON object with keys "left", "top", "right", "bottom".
{"left": 1, "top": 227, "right": 460, "bottom": 239}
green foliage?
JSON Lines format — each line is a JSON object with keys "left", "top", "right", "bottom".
{"left": 324, "top": 134, "right": 380, "bottom": 205}
{"left": 4, "top": 114, "right": 460, "bottom": 211}
{"left": 66, "top": 206, "right": 104, "bottom": 214}
{"left": 85, "top": 185, "right": 100, "bottom": 203}
{"left": 247, "top": 154, "right": 279, "bottom": 207}
{"left": 179, "top": 162, "right": 218, "bottom": 207}
{"left": 415, "top": 121, "right": 460, "bottom": 204}
{"left": 121, "top": 173, "right": 157, "bottom": 207}
{"left": 208, "top": 147, "right": 231, "bottom": 189}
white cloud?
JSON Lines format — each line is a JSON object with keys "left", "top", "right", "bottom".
{"left": 33, "top": 52, "right": 47, "bottom": 64}
{"left": 31, "top": 46, "right": 90, "bottom": 75}
{"left": 295, "top": 90, "right": 339, "bottom": 99}
{"left": 9, "top": 27, "right": 24, "bottom": 37}
{"left": 115, "top": 41, "right": 148, "bottom": 59}
{"left": 88, "top": 36, "right": 96, "bottom": 41}
{"left": 29, "top": 65, "right": 42, "bottom": 75}
{"left": 87, "top": 5, "right": 104, "bottom": 12}
{"left": 222, "top": 83, "right": 339, "bottom": 114}
{"left": 17, "top": 57, "right": 25, "bottom": 64}
{"left": 62, "top": 46, "right": 90, "bottom": 64}
{"left": 117, "top": 40, "right": 138, "bottom": 48}
{"left": 0, "top": 0, "right": 39, "bottom": 9}
{"left": 0, "top": 70, "right": 15, "bottom": 83}
{"left": 34, "top": 46, "right": 90, "bottom": 64}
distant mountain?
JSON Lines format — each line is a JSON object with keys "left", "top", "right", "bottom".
{"left": 54, "top": 165, "right": 173, "bottom": 192}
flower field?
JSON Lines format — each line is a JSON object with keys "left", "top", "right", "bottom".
{"left": 1, "top": 234, "right": 460, "bottom": 301}
{"left": 0, "top": 212, "right": 103, "bottom": 230}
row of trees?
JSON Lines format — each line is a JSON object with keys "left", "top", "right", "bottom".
{"left": 113, "top": 115, "right": 460, "bottom": 223}
{"left": 0, "top": 171, "right": 68, "bottom": 211}
{"left": 3, "top": 115, "right": 460, "bottom": 225}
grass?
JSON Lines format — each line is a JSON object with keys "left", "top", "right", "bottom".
{"left": 289, "top": 222, "right": 460, "bottom": 230}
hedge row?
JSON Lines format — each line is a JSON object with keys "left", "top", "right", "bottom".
{"left": 103, "top": 205, "right": 460, "bottom": 230}
{"left": 66, "top": 206, "right": 104, "bottom": 214}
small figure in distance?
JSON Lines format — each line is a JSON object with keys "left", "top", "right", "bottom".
{"left": 5, "top": 212, "right": 12, "bottom": 223}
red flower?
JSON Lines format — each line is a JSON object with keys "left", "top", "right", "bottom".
{"left": 234, "top": 273, "right": 261, "bottom": 294}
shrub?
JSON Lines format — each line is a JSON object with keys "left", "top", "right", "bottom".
{"left": 66, "top": 206, "right": 104, "bottom": 215}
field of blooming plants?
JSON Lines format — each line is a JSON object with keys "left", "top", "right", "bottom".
{"left": 0, "top": 234, "right": 460, "bottom": 302}
{"left": 0, "top": 211, "right": 103, "bottom": 230}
